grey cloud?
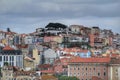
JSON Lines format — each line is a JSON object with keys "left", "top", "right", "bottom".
{"left": 0, "top": 0, "right": 119, "bottom": 18}
{"left": 36, "top": 0, "right": 120, "bottom": 4}
{"left": 0, "top": 0, "right": 120, "bottom": 33}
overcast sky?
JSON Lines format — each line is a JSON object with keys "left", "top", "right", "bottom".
{"left": 0, "top": 0, "right": 120, "bottom": 33}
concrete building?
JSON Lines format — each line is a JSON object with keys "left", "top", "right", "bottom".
{"left": 44, "top": 48, "right": 58, "bottom": 64}
{"left": 69, "top": 25, "right": 84, "bottom": 34}
{"left": 91, "top": 27, "right": 100, "bottom": 35}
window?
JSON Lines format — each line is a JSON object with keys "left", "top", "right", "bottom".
{"left": 98, "top": 73, "right": 100, "bottom": 76}
{"left": 104, "top": 72, "right": 106, "bottom": 76}
{"left": 86, "top": 68, "right": 87, "bottom": 70}
{"left": 6, "top": 56, "right": 8, "bottom": 61}
{"left": 4, "top": 56, "right": 5, "bottom": 61}
{"left": 93, "top": 68, "right": 95, "bottom": 70}
{"left": 12, "top": 56, "right": 14, "bottom": 61}
{"left": 0, "top": 56, "right": 2, "bottom": 61}
{"left": 10, "top": 56, "right": 12, "bottom": 61}
{"left": 74, "top": 73, "right": 76, "bottom": 76}
{"left": 78, "top": 68, "right": 80, "bottom": 70}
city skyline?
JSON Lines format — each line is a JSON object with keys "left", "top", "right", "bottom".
{"left": 0, "top": 0, "right": 120, "bottom": 33}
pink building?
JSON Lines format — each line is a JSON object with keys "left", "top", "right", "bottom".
{"left": 68, "top": 56, "right": 111, "bottom": 80}
{"left": 54, "top": 58, "right": 70, "bottom": 75}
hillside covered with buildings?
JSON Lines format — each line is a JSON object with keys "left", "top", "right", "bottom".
{"left": 0, "top": 23, "right": 120, "bottom": 80}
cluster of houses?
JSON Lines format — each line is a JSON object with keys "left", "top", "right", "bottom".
{"left": 0, "top": 23, "right": 120, "bottom": 80}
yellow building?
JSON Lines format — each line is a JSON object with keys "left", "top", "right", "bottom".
{"left": 104, "top": 38, "right": 109, "bottom": 46}
{"left": 33, "top": 48, "right": 40, "bottom": 66}
{"left": 1, "top": 39, "right": 7, "bottom": 45}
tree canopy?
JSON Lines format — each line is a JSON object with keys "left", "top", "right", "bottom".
{"left": 57, "top": 76, "right": 79, "bottom": 80}
{"left": 45, "top": 23, "right": 67, "bottom": 30}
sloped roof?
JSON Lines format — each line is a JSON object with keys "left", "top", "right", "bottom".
{"left": 16, "top": 44, "right": 28, "bottom": 49}
{"left": 54, "top": 58, "right": 70, "bottom": 66}
{"left": 63, "top": 48, "right": 88, "bottom": 53}
{"left": 38, "top": 64, "right": 52, "bottom": 68}
{"left": 24, "top": 56, "right": 33, "bottom": 61}
{"left": 69, "top": 56, "right": 111, "bottom": 63}
{"left": 3, "top": 45, "right": 14, "bottom": 50}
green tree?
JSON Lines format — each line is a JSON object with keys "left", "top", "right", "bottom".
{"left": 58, "top": 76, "right": 79, "bottom": 80}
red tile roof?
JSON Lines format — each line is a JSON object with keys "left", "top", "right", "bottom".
{"left": 69, "top": 57, "right": 111, "bottom": 63}
{"left": 16, "top": 44, "right": 28, "bottom": 49}
{"left": 38, "top": 64, "right": 52, "bottom": 68}
{"left": 107, "top": 54, "right": 120, "bottom": 58}
{"left": 54, "top": 58, "right": 70, "bottom": 66}
{"left": 3, "top": 45, "right": 14, "bottom": 50}
{"left": 63, "top": 48, "right": 88, "bottom": 53}
{"left": 41, "top": 70, "right": 54, "bottom": 74}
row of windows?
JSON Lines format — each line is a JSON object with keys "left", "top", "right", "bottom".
{"left": 6, "top": 78, "right": 32, "bottom": 80}
{"left": 0, "top": 56, "right": 14, "bottom": 61}
{"left": 71, "top": 64, "right": 107, "bottom": 66}
{"left": 70, "top": 67, "right": 106, "bottom": 71}
{"left": 0, "top": 56, "right": 23, "bottom": 62}
{"left": 0, "top": 52, "right": 22, "bottom": 55}
{"left": 70, "top": 72, "right": 106, "bottom": 76}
